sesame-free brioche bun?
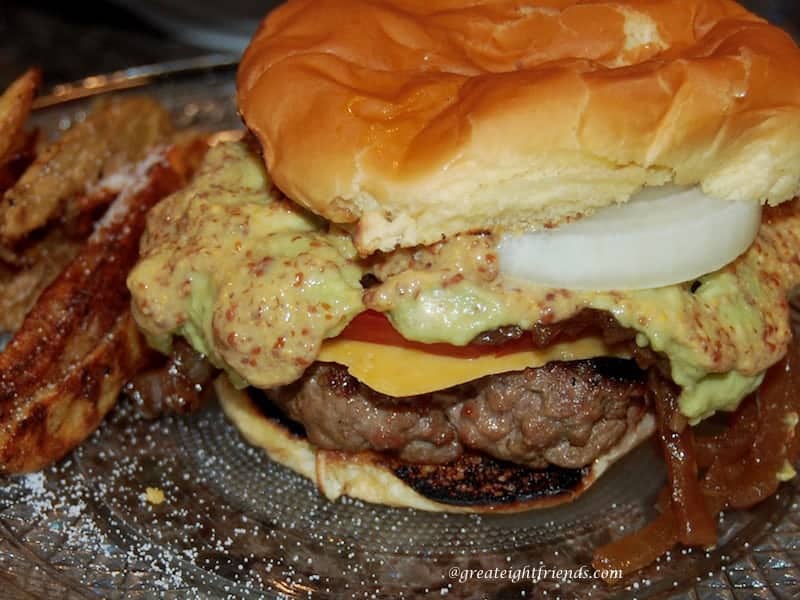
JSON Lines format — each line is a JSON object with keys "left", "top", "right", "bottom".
{"left": 215, "top": 375, "right": 657, "bottom": 512}
{"left": 237, "top": 0, "right": 800, "bottom": 254}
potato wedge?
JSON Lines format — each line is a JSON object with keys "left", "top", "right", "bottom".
{"left": 0, "top": 228, "right": 81, "bottom": 332}
{"left": 0, "top": 150, "right": 186, "bottom": 473}
{"left": 0, "top": 69, "right": 40, "bottom": 167}
{"left": 0, "top": 129, "right": 37, "bottom": 196}
{"left": 1, "top": 96, "right": 173, "bottom": 244}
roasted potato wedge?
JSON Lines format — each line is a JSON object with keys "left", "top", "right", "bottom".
{"left": 0, "top": 151, "right": 187, "bottom": 473}
{"left": 0, "top": 228, "right": 81, "bottom": 332}
{"left": 0, "top": 69, "right": 40, "bottom": 168}
{"left": 0, "top": 129, "right": 37, "bottom": 197}
{"left": 1, "top": 96, "right": 173, "bottom": 245}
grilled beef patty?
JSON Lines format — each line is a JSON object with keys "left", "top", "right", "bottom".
{"left": 269, "top": 358, "right": 649, "bottom": 469}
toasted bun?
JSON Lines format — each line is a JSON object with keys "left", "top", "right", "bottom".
{"left": 216, "top": 375, "right": 656, "bottom": 512}
{"left": 238, "top": 0, "right": 800, "bottom": 253}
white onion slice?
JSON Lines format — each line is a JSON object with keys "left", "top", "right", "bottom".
{"left": 498, "top": 186, "right": 761, "bottom": 290}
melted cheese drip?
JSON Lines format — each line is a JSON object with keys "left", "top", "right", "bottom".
{"left": 318, "top": 337, "right": 625, "bottom": 397}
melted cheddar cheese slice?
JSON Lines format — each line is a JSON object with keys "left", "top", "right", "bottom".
{"left": 317, "top": 337, "right": 624, "bottom": 397}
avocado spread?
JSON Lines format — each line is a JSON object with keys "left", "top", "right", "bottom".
{"left": 129, "top": 141, "right": 364, "bottom": 389}
{"left": 128, "top": 141, "right": 800, "bottom": 421}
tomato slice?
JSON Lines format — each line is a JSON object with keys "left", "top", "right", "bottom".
{"left": 337, "top": 310, "right": 534, "bottom": 358}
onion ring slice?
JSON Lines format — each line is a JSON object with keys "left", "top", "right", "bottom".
{"left": 499, "top": 186, "right": 761, "bottom": 290}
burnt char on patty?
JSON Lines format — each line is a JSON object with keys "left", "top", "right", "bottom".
{"left": 268, "top": 358, "right": 649, "bottom": 469}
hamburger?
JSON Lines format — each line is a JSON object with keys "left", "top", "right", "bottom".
{"left": 128, "top": 0, "right": 800, "bottom": 551}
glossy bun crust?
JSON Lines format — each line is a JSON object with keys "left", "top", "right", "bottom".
{"left": 238, "top": 0, "right": 800, "bottom": 253}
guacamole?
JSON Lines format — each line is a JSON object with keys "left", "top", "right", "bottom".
{"left": 128, "top": 141, "right": 364, "bottom": 389}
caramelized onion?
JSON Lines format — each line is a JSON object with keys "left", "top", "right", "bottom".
{"left": 593, "top": 509, "right": 679, "bottom": 579}
{"left": 125, "top": 340, "right": 215, "bottom": 419}
{"left": 703, "top": 344, "right": 800, "bottom": 509}
{"left": 652, "top": 375, "right": 717, "bottom": 547}
{"left": 593, "top": 339, "right": 800, "bottom": 582}
{"left": 694, "top": 398, "right": 759, "bottom": 469}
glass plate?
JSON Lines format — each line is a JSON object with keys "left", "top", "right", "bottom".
{"left": 2, "top": 60, "right": 800, "bottom": 600}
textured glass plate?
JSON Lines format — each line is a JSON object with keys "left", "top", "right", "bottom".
{"left": 1, "top": 61, "right": 800, "bottom": 599}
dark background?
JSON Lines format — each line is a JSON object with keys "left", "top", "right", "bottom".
{"left": 0, "top": 0, "right": 207, "bottom": 89}
{"left": 0, "top": 0, "right": 798, "bottom": 91}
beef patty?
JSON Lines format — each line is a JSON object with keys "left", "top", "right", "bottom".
{"left": 269, "top": 358, "right": 649, "bottom": 469}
